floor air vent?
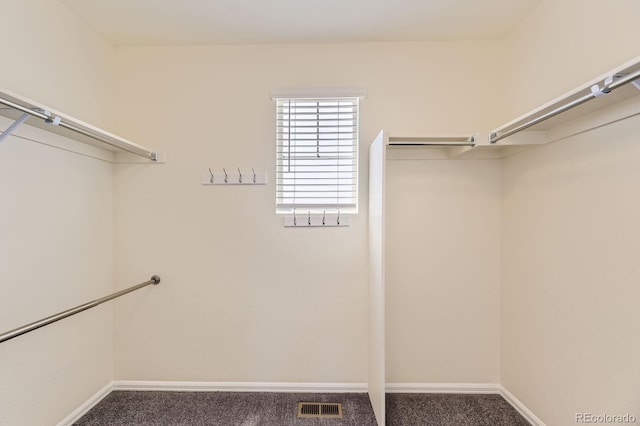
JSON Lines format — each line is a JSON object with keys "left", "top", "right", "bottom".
{"left": 297, "top": 402, "right": 343, "bottom": 419}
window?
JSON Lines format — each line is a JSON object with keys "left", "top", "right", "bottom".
{"left": 276, "top": 97, "right": 358, "bottom": 214}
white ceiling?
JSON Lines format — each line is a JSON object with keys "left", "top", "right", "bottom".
{"left": 60, "top": 0, "right": 541, "bottom": 46}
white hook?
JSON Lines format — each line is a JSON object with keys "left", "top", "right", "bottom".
{"left": 590, "top": 83, "right": 605, "bottom": 97}
{"left": 45, "top": 115, "right": 61, "bottom": 126}
{"left": 223, "top": 168, "right": 228, "bottom": 183}
{"left": 308, "top": 211, "right": 311, "bottom": 226}
{"left": 238, "top": 168, "right": 242, "bottom": 184}
{"left": 208, "top": 168, "right": 214, "bottom": 183}
{"left": 252, "top": 168, "right": 257, "bottom": 183}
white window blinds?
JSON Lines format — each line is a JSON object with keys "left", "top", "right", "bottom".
{"left": 276, "top": 97, "right": 358, "bottom": 213}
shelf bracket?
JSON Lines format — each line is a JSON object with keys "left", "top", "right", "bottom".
{"left": 603, "top": 73, "right": 640, "bottom": 92}
{"left": 0, "top": 113, "right": 29, "bottom": 144}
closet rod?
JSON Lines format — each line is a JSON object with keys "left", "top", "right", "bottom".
{"left": 388, "top": 136, "right": 474, "bottom": 146}
{"left": 491, "top": 68, "right": 640, "bottom": 144}
{"left": 0, "top": 275, "right": 161, "bottom": 344}
{"left": 0, "top": 96, "right": 157, "bottom": 161}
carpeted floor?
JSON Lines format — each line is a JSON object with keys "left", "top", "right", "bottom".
{"left": 74, "top": 392, "right": 375, "bottom": 426}
{"left": 75, "top": 391, "right": 530, "bottom": 425}
{"left": 386, "top": 393, "right": 530, "bottom": 426}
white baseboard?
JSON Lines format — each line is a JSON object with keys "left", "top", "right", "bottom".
{"left": 499, "top": 386, "right": 546, "bottom": 426}
{"left": 386, "top": 382, "right": 501, "bottom": 394}
{"left": 112, "top": 380, "right": 368, "bottom": 393}
{"left": 386, "top": 383, "right": 544, "bottom": 426}
{"left": 57, "top": 383, "right": 113, "bottom": 426}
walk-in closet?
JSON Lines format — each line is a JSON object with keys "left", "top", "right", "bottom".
{"left": 1, "top": 1, "right": 639, "bottom": 425}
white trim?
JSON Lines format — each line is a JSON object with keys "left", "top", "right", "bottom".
{"left": 112, "top": 380, "right": 368, "bottom": 393}
{"left": 270, "top": 87, "right": 367, "bottom": 100}
{"left": 386, "top": 382, "right": 501, "bottom": 394}
{"left": 386, "top": 383, "right": 544, "bottom": 426}
{"left": 56, "top": 382, "right": 113, "bottom": 426}
{"left": 499, "top": 386, "right": 546, "bottom": 426}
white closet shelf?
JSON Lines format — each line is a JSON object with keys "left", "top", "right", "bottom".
{"left": 477, "top": 56, "right": 640, "bottom": 158}
{"left": 492, "top": 57, "right": 640, "bottom": 135}
{"left": 387, "top": 56, "right": 640, "bottom": 160}
{"left": 0, "top": 87, "right": 159, "bottom": 161}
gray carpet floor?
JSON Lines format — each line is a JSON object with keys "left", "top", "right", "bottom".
{"left": 75, "top": 391, "right": 530, "bottom": 425}
{"left": 74, "top": 392, "right": 375, "bottom": 426}
{"left": 386, "top": 393, "right": 530, "bottom": 426}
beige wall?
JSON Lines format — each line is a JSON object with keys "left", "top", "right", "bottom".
{"left": 0, "top": 1, "right": 115, "bottom": 425}
{"left": 501, "top": 1, "right": 640, "bottom": 424}
{"left": 0, "top": 0, "right": 115, "bottom": 128}
{"left": 502, "top": 116, "right": 640, "bottom": 425}
{"left": 386, "top": 158, "right": 502, "bottom": 384}
{"left": 504, "top": 0, "right": 640, "bottom": 119}
{"left": 112, "top": 42, "right": 505, "bottom": 382}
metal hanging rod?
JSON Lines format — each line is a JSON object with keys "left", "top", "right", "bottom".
{"left": 0, "top": 275, "right": 161, "bottom": 344}
{"left": 0, "top": 94, "right": 158, "bottom": 161}
{"left": 491, "top": 69, "right": 640, "bottom": 144}
{"left": 388, "top": 136, "right": 475, "bottom": 147}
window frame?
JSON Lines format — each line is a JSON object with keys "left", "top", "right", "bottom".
{"left": 275, "top": 96, "right": 359, "bottom": 215}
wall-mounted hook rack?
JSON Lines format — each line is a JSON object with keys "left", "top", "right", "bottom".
{"left": 283, "top": 211, "right": 350, "bottom": 227}
{"left": 202, "top": 168, "right": 267, "bottom": 185}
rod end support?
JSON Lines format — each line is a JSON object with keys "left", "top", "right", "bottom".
{"left": 151, "top": 275, "right": 161, "bottom": 285}
{"left": 489, "top": 132, "right": 498, "bottom": 144}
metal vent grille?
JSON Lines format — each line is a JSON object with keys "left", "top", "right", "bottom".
{"left": 297, "top": 402, "right": 343, "bottom": 418}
